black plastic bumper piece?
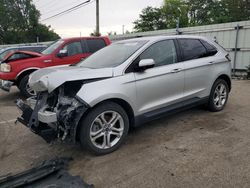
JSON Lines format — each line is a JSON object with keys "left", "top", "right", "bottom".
{"left": 0, "top": 158, "right": 94, "bottom": 188}
{"left": 16, "top": 99, "right": 57, "bottom": 143}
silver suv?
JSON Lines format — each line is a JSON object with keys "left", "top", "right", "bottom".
{"left": 17, "top": 36, "right": 231, "bottom": 155}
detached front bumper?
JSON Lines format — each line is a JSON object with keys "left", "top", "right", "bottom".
{"left": 0, "top": 79, "right": 14, "bottom": 92}
{"left": 16, "top": 92, "right": 89, "bottom": 143}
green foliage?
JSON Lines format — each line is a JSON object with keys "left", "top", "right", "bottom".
{"left": 163, "top": 0, "right": 189, "bottom": 28}
{"left": 0, "top": 0, "right": 60, "bottom": 44}
{"left": 134, "top": 0, "right": 250, "bottom": 32}
{"left": 133, "top": 7, "right": 167, "bottom": 32}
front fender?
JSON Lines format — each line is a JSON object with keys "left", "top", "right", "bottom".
{"left": 76, "top": 74, "right": 138, "bottom": 115}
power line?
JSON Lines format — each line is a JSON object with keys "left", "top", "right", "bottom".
{"left": 41, "top": 0, "right": 93, "bottom": 22}
{"left": 37, "top": 0, "right": 62, "bottom": 11}
{"left": 42, "top": 0, "right": 81, "bottom": 16}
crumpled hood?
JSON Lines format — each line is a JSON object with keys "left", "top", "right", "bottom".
{"left": 29, "top": 65, "right": 114, "bottom": 93}
{"left": 2, "top": 50, "right": 42, "bottom": 63}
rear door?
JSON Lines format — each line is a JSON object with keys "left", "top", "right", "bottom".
{"left": 177, "top": 38, "right": 218, "bottom": 100}
{"left": 53, "top": 40, "right": 87, "bottom": 66}
{"left": 134, "top": 39, "right": 185, "bottom": 115}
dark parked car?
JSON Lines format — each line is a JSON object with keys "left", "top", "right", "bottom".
{"left": 0, "top": 45, "right": 47, "bottom": 61}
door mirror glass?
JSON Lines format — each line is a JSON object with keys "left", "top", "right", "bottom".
{"left": 138, "top": 59, "right": 155, "bottom": 70}
{"left": 57, "top": 49, "right": 68, "bottom": 58}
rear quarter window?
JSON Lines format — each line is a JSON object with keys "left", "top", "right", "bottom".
{"left": 86, "top": 39, "right": 106, "bottom": 53}
{"left": 200, "top": 40, "right": 218, "bottom": 56}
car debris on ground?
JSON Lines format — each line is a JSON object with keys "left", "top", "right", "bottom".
{"left": 0, "top": 158, "right": 94, "bottom": 188}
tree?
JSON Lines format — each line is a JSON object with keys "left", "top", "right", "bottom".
{"left": 133, "top": 7, "right": 167, "bottom": 32}
{"left": 133, "top": 0, "right": 250, "bottom": 32}
{"left": 133, "top": 1, "right": 189, "bottom": 32}
{"left": 163, "top": 0, "right": 189, "bottom": 28}
{"left": 223, "top": 0, "right": 250, "bottom": 22}
{"left": 0, "top": 0, "right": 59, "bottom": 44}
{"left": 187, "top": 0, "right": 229, "bottom": 25}
{"left": 188, "top": 0, "right": 250, "bottom": 25}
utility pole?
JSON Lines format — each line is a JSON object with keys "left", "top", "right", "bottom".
{"left": 96, "top": 0, "right": 100, "bottom": 36}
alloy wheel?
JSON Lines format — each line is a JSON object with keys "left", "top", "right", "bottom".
{"left": 90, "top": 111, "right": 124, "bottom": 149}
{"left": 213, "top": 83, "right": 227, "bottom": 108}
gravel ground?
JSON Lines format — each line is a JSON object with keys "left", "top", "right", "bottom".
{"left": 0, "top": 80, "right": 249, "bottom": 188}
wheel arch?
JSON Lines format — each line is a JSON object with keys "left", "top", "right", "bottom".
{"left": 75, "top": 98, "right": 135, "bottom": 142}
{"left": 216, "top": 74, "right": 231, "bottom": 92}
{"left": 16, "top": 68, "right": 40, "bottom": 86}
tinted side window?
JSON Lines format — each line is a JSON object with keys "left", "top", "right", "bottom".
{"left": 200, "top": 40, "right": 218, "bottom": 56}
{"left": 179, "top": 39, "right": 207, "bottom": 61}
{"left": 140, "top": 40, "right": 177, "bottom": 67}
{"left": 62, "top": 41, "right": 83, "bottom": 56}
{"left": 9, "top": 53, "right": 32, "bottom": 60}
{"left": 201, "top": 40, "right": 216, "bottom": 51}
{"left": 86, "top": 39, "right": 106, "bottom": 53}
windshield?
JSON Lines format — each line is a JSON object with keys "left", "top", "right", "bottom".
{"left": 42, "top": 40, "right": 64, "bottom": 55}
{"left": 0, "top": 49, "right": 16, "bottom": 61}
{"left": 77, "top": 41, "right": 147, "bottom": 69}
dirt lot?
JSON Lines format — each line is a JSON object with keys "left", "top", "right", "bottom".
{"left": 0, "top": 80, "right": 250, "bottom": 188}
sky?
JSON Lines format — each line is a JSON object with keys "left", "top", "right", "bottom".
{"left": 34, "top": 0, "right": 163, "bottom": 38}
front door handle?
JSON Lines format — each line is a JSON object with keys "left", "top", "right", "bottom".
{"left": 170, "top": 68, "right": 182, "bottom": 73}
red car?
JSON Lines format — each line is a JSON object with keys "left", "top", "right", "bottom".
{"left": 0, "top": 37, "right": 111, "bottom": 97}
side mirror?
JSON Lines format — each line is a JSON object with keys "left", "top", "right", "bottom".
{"left": 57, "top": 49, "right": 68, "bottom": 58}
{"left": 137, "top": 59, "right": 155, "bottom": 71}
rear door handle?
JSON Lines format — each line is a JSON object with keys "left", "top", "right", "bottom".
{"left": 170, "top": 68, "right": 182, "bottom": 73}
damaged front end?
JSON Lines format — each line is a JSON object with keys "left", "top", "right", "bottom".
{"left": 16, "top": 82, "right": 89, "bottom": 143}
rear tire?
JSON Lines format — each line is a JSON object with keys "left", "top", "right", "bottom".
{"left": 18, "top": 75, "right": 36, "bottom": 98}
{"left": 79, "top": 102, "right": 129, "bottom": 155}
{"left": 208, "top": 79, "right": 229, "bottom": 112}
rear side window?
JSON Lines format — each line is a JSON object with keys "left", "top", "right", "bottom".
{"left": 86, "top": 39, "right": 106, "bottom": 53}
{"left": 178, "top": 39, "right": 207, "bottom": 61}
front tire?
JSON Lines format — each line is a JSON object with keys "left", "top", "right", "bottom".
{"left": 79, "top": 102, "right": 129, "bottom": 155}
{"left": 18, "top": 75, "right": 36, "bottom": 98}
{"left": 208, "top": 79, "right": 229, "bottom": 112}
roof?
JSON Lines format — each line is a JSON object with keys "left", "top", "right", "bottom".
{"left": 0, "top": 45, "right": 46, "bottom": 51}
{"left": 116, "top": 35, "right": 211, "bottom": 43}
{"left": 62, "top": 36, "right": 110, "bottom": 41}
